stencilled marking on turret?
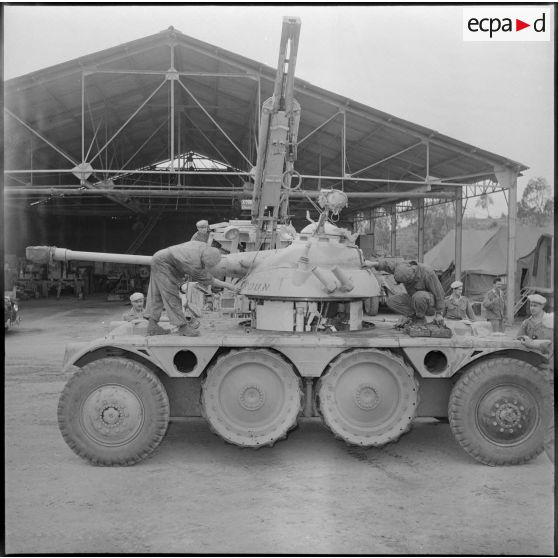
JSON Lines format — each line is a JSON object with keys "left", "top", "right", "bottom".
{"left": 244, "top": 282, "right": 270, "bottom": 292}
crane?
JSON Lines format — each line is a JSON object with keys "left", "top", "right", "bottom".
{"left": 250, "top": 16, "right": 301, "bottom": 249}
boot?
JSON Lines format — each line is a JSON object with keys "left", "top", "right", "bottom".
{"left": 177, "top": 324, "right": 200, "bottom": 337}
{"left": 146, "top": 318, "right": 169, "bottom": 336}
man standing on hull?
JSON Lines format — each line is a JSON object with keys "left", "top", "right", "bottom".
{"left": 374, "top": 259, "right": 446, "bottom": 326}
{"left": 145, "top": 240, "right": 239, "bottom": 336}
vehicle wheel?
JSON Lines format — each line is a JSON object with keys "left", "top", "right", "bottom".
{"left": 448, "top": 357, "right": 552, "bottom": 466}
{"left": 58, "top": 357, "right": 169, "bottom": 466}
{"left": 201, "top": 349, "right": 302, "bottom": 447}
{"left": 317, "top": 349, "right": 419, "bottom": 446}
{"left": 364, "top": 296, "right": 380, "bottom": 316}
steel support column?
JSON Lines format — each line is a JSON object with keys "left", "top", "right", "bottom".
{"left": 495, "top": 166, "right": 519, "bottom": 324}
{"left": 455, "top": 188, "right": 463, "bottom": 284}
{"left": 169, "top": 41, "right": 176, "bottom": 172}
{"left": 391, "top": 208, "right": 397, "bottom": 256}
{"left": 341, "top": 109, "right": 346, "bottom": 189}
{"left": 417, "top": 200, "right": 425, "bottom": 262}
{"left": 370, "top": 209, "right": 375, "bottom": 254}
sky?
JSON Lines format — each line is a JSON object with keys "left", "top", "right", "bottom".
{"left": 3, "top": 4, "right": 554, "bottom": 218}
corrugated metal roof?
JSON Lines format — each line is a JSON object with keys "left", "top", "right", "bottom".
{"left": 4, "top": 26, "right": 528, "bottom": 222}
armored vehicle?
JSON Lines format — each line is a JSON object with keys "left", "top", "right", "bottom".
{"left": 26, "top": 18, "right": 552, "bottom": 467}
{"left": 27, "top": 192, "right": 552, "bottom": 468}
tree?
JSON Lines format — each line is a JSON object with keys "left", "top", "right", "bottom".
{"left": 475, "top": 192, "right": 494, "bottom": 218}
{"left": 517, "top": 177, "right": 554, "bottom": 226}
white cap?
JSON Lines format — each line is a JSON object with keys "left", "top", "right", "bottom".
{"left": 451, "top": 281, "right": 463, "bottom": 289}
{"left": 196, "top": 220, "right": 209, "bottom": 228}
{"left": 527, "top": 294, "right": 547, "bottom": 305}
{"left": 130, "top": 292, "right": 144, "bottom": 302}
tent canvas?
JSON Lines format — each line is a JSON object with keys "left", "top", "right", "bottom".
{"left": 424, "top": 229, "right": 495, "bottom": 272}
{"left": 424, "top": 224, "right": 553, "bottom": 301}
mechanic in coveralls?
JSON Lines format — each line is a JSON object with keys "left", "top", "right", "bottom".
{"left": 145, "top": 240, "right": 240, "bottom": 337}
{"left": 374, "top": 259, "right": 445, "bottom": 326}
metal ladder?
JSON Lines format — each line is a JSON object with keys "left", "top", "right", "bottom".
{"left": 513, "top": 287, "right": 535, "bottom": 316}
{"left": 125, "top": 211, "right": 163, "bottom": 254}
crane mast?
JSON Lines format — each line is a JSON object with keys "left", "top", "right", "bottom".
{"left": 251, "top": 16, "right": 301, "bottom": 249}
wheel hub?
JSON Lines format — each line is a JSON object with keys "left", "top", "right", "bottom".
{"left": 354, "top": 384, "right": 380, "bottom": 411}
{"left": 493, "top": 400, "right": 523, "bottom": 430}
{"left": 99, "top": 402, "right": 124, "bottom": 426}
{"left": 477, "top": 387, "right": 536, "bottom": 444}
{"left": 81, "top": 386, "right": 144, "bottom": 445}
{"left": 239, "top": 385, "right": 266, "bottom": 411}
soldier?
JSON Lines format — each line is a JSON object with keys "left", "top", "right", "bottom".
{"left": 482, "top": 277, "right": 506, "bottom": 332}
{"left": 375, "top": 259, "right": 445, "bottom": 326}
{"left": 443, "top": 280, "right": 476, "bottom": 321}
{"left": 516, "top": 294, "right": 553, "bottom": 351}
{"left": 122, "top": 292, "right": 146, "bottom": 322}
{"left": 516, "top": 293, "right": 554, "bottom": 463}
{"left": 144, "top": 240, "right": 240, "bottom": 337}
{"left": 191, "top": 220, "right": 210, "bottom": 243}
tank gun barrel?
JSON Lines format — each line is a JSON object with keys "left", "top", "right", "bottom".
{"left": 25, "top": 245, "right": 261, "bottom": 281}
{"left": 26, "top": 246, "right": 152, "bottom": 266}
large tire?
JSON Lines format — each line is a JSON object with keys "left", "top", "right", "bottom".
{"left": 317, "top": 349, "right": 419, "bottom": 446}
{"left": 449, "top": 357, "right": 552, "bottom": 466}
{"left": 58, "top": 357, "right": 170, "bottom": 466}
{"left": 201, "top": 349, "right": 302, "bottom": 447}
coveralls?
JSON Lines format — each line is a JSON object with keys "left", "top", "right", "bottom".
{"left": 145, "top": 241, "right": 215, "bottom": 328}
{"left": 376, "top": 260, "right": 445, "bottom": 318}
{"left": 482, "top": 287, "right": 506, "bottom": 332}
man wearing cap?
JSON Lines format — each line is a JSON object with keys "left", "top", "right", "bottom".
{"left": 516, "top": 294, "right": 553, "bottom": 349}
{"left": 375, "top": 259, "right": 446, "bottom": 326}
{"left": 145, "top": 240, "right": 240, "bottom": 336}
{"left": 122, "top": 292, "right": 146, "bottom": 322}
{"left": 191, "top": 220, "right": 211, "bottom": 243}
{"left": 482, "top": 277, "right": 507, "bottom": 332}
{"left": 443, "top": 281, "right": 476, "bottom": 321}
{"left": 516, "top": 292, "right": 554, "bottom": 463}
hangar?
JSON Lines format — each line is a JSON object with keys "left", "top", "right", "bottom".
{"left": 4, "top": 25, "right": 527, "bottom": 320}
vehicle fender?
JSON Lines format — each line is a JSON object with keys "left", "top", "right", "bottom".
{"left": 452, "top": 347, "right": 550, "bottom": 375}
{"left": 63, "top": 340, "right": 168, "bottom": 375}
{"left": 402, "top": 345, "right": 549, "bottom": 379}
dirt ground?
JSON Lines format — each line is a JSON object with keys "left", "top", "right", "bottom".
{"left": 4, "top": 294, "right": 555, "bottom": 555}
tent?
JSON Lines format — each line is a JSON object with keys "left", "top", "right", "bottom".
{"left": 424, "top": 224, "right": 554, "bottom": 302}
{"left": 423, "top": 229, "right": 495, "bottom": 272}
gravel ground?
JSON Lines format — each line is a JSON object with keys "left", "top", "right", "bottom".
{"left": 4, "top": 295, "right": 555, "bottom": 555}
